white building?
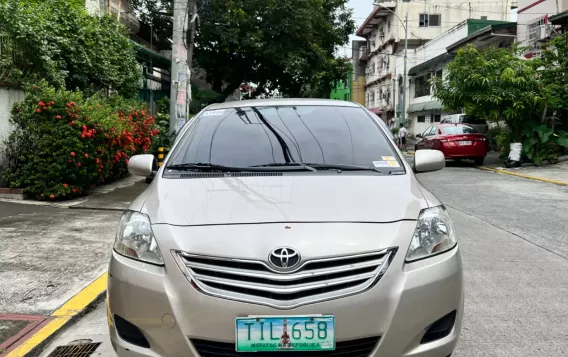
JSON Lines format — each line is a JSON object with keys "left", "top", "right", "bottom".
{"left": 517, "top": 0, "right": 568, "bottom": 58}
{"left": 355, "top": 0, "right": 517, "bottom": 123}
{"left": 395, "top": 19, "right": 517, "bottom": 136}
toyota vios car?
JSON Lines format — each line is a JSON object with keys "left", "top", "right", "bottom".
{"left": 107, "top": 99, "right": 464, "bottom": 357}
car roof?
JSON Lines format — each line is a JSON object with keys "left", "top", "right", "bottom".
{"left": 204, "top": 98, "right": 362, "bottom": 110}
{"left": 436, "top": 123, "right": 471, "bottom": 127}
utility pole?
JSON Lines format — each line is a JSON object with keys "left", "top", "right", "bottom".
{"left": 169, "top": 0, "right": 197, "bottom": 135}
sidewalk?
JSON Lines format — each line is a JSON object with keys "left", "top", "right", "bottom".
{"left": 0, "top": 176, "right": 147, "bottom": 357}
{"left": 479, "top": 152, "right": 568, "bottom": 186}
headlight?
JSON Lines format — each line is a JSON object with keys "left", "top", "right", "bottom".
{"left": 406, "top": 206, "right": 457, "bottom": 262}
{"left": 113, "top": 211, "right": 164, "bottom": 265}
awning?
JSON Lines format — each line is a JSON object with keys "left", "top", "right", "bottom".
{"left": 407, "top": 53, "right": 454, "bottom": 76}
{"left": 369, "top": 107, "right": 383, "bottom": 114}
{"left": 549, "top": 10, "right": 568, "bottom": 25}
{"left": 407, "top": 101, "right": 442, "bottom": 113}
{"left": 446, "top": 22, "right": 517, "bottom": 54}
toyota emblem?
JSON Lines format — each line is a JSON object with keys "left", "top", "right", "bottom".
{"left": 269, "top": 247, "right": 301, "bottom": 270}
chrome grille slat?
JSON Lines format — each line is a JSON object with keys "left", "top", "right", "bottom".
{"left": 174, "top": 249, "right": 396, "bottom": 309}
{"left": 184, "top": 257, "right": 385, "bottom": 281}
{"left": 193, "top": 270, "right": 378, "bottom": 294}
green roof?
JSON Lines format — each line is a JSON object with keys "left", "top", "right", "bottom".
{"left": 132, "top": 41, "right": 171, "bottom": 70}
{"left": 447, "top": 21, "right": 517, "bottom": 53}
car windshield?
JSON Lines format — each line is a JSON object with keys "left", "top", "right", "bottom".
{"left": 167, "top": 105, "right": 402, "bottom": 172}
{"left": 441, "top": 125, "right": 478, "bottom": 134}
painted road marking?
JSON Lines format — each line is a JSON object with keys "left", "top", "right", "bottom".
{"left": 477, "top": 166, "right": 568, "bottom": 186}
{"left": 5, "top": 273, "right": 107, "bottom": 357}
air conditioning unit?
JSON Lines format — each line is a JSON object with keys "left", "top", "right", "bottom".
{"left": 529, "top": 24, "right": 553, "bottom": 42}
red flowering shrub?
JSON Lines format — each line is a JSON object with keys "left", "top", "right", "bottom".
{"left": 2, "top": 82, "right": 159, "bottom": 200}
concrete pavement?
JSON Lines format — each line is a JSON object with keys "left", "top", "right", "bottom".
{"left": 35, "top": 160, "right": 568, "bottom": 357}
{"left": 0, "top": 177, "right": 146, "bottom": 356}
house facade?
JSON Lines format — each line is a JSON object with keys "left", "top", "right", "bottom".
{"left": 355, "top": 0, "right": 517, "bottom": 124}
{"left": 517, "top": 0, "right": 568, "bottom": 58}
{"left": 394, "top": 19, "right": 517, "bottom": 136}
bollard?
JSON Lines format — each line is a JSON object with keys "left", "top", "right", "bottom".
{"left": 157, "top": 147, "right": 165, "bottom": 167}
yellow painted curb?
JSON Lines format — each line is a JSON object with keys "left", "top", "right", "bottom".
{"left": 6, "top": 273, "right": 108, "bottom": 357}
{"left": 477, "top": 166, "right": 568, "bottom": 186}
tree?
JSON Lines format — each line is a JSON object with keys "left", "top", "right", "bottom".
{"left": 194, "top": 0, "right": 355, "bottom": 98}
{"left": 130, "top": 0, "right": 173, "bottom": 51}
{"left": 431, "top": 44, "right": 568, "bottom": 164}
{"left": 0, "top": 0, "right": 141, "bottom": 97}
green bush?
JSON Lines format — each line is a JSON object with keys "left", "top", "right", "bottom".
{"left": 2, "top": 82, "right": 159, "bottom": 200}
{"left": 0, "top": 0, "right": 141, "bottom": 96}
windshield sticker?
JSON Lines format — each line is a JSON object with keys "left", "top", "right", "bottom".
{"left": 381, "top": 156, "right": 395, "bottom": 161}
{"left": 373, "top": 161, "right": 390, "bottom": 168}
{"left": 387, "top": 160, "right": 400, "bottom": 168}
{"left": 202, "top": 109, "right": 225, "bottom": 117}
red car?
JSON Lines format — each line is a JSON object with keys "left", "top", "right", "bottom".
{"left": 415, "top": 123, "right": 488, "bottom": 165}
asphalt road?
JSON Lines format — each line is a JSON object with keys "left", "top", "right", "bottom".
{"left": 37, "top": 162, "right": 568, "bottom": 357}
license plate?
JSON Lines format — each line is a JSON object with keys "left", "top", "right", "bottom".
{"left": 459, "top": 141, "right": 472, "bottom": 145}
{"left": 235, "top": 316, "right": 335, "bottom": 352}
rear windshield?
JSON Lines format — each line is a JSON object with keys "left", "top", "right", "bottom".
{"left": 441, "top": 125, "right": 478, "bottom": 134}
{"left": 168, "top": 105, "right": 401, "bottom": 170}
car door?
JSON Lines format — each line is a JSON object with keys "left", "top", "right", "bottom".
{"left": 416, "top": 126, "right": 433, "bottom": 149}
{"left": 419, "top": 126, "right": 435, "bottom": 149}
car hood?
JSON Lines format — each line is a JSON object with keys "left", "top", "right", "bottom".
{"left": 140, "top": 174, "right": 429, "bottom": 226}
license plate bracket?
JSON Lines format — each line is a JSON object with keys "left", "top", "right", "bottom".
{"left": 235, "top": 315, "right": 335, "bottom": 352}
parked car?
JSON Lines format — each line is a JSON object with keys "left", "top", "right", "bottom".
{"left": 415, "top": 123, "right": 488, "bottom": 165}
{"left": 108, "top": 99, "right": 463, "bottom": 357}
{"left": 441, "top": 114, "right": 489, "bottom": 134}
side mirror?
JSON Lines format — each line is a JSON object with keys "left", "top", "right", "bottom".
{"left": 128, "top": 154, "right": 155, "bottom": 177}
{"left": 414, "top": 149, "right": 445, "bottom": 173}
{"left": 416, "top": 133, "right": 422, "bottom": 138}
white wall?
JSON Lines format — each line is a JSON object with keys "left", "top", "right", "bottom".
{"left": 0, "top": 88, "right": 25, "bottom": 166}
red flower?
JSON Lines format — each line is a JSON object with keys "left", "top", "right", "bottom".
{"left": 56, "top": 115, "right": 61, "bottom": 119}
{"left": 36, "top": 108, "right": 41, "bottom": 113}
{"left": 76, "top": 114, "right": 79, "bottom": 119}
{"left": 49, "top": 194, "right": 55, "bottom": 199}
{"left": 77, "top": 162, "right": 82, "bottom": 167}
{"left": 68, "top": 160, "right": 72, "bottom": 163}
{"left": 38, "top": 101, "right": 45, "bottom": 106}
{"left": 95, "top": 158, "right": 100, "bottom": 164}
{"left": 70, "top": 152, "right": 76, "bottom": 157}
{"left": 40, "top": 193, "right": 44, "bottom": 197}
{"left": 81, "top": 134, "right": 85, "bottom": 139}
{"left": 63, "top": 184, "right": 69, "bottom": 188}
{"left": 71, "top": 121, "right": 75, "bottom": 125}
{"left": 125, "top": 159, "right": 129, "bottom": 164}
{"left": 67, "top": 103, "right": 72, "bottom": 108}
{"left": 84, "top": 153, "right": 89, "bottom": 158}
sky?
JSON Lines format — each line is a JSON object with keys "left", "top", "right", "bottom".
{"left": 339, "top": 0, "right": 518, "bottom": 58}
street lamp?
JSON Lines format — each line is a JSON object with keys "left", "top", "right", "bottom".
{"left": 371, "top": 3, "right": 408, "bottom": 126}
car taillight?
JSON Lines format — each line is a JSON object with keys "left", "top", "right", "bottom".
{"left": 474, "top": 137, "right": 486, "bottom": 141}
{"left": 440, "top": 139, "right": 449, "bottom": 142}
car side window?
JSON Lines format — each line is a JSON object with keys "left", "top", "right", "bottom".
{"left": 423, "top": 126, "right": 434, "bottom": 137}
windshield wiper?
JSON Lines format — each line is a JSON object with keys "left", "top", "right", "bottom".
{"left": 250, "top": 163, "right": 317, "bottom": 172}
{"left": 165, "top": 163, "right": 245, "bottom": 172}
{"left": 304, "top": 163, "right": 388, "bottom": 173}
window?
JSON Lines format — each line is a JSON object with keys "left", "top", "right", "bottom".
{"left": 419, "top": 14, "right": 441, "bottom": 27}
{"left": 434, "top": 114, "right": 441, "bottom": 122}
{"left": 481, "top": 16, "right": 488, "bottom": 20}
{"left": 370, "top": 91, "right": 375, "bottom": 104}
{"left": 388, "top": 21, "right": 391, "bottom": 32}
{"left": 435, "top": 69, "right": 443, "bottom": 79}
{"left": 414, "top": 75, "right": 431, "bottom": 98}
{"left": 441, "top": 125, "right": 478, "bottom": 134}
{"left": 417, "top": 115, "right": 426, "bottom": 123}
{"left": 168, "top": 106, "right": 401, "bottom": 169}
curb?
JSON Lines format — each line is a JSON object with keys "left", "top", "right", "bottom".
{"left": 5, "top": 273, "right": 108, "bottom": 357}
{"left": 477, "top": 166, "right": 568, "bottom": 186}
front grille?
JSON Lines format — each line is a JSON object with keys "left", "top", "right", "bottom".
{"left": 191, "top": 337, "right": 380, "bottom": 357}
{"left": 176, "top": 248, "right": 395, "bottom": 309}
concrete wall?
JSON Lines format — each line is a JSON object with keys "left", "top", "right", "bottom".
{"left": 0, "top": 87, "right": 25, "bottom": 166}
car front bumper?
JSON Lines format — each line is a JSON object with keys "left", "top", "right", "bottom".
{"left": 107, "top": 242, "right": 463, "bottom": 357}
